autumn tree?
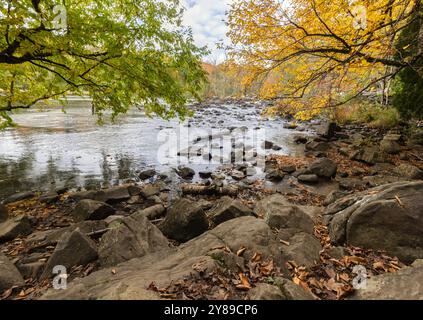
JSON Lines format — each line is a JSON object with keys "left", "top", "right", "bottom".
{"left": 0, "top": 0, "right": 207, "bottom": 128}
{"left": 227, "top": 0, "right": 422, "bottom": 119}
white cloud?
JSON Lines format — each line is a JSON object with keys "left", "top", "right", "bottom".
{"left": 181, "top": 0, "right": 234, "bottom": 63}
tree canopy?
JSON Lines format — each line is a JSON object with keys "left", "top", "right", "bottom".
{"left": 227, "top": 0, "right": 422, "bottom": 119}
{"left": 0, "top": 0, "right": 207, "bottom": 128}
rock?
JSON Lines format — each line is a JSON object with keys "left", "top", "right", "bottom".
{"left": 274, "top": 277, "right": 315, "bottom": 300}
{"left": 0, "top": 216, "right": 32, "bottom": 244}
{"left": 264, "top": 205, "right": 314, "bottom": 235}
{"left": 298, "top": 174, "right": 319, "bottom": 183}
{"left": 293, "top": 135, "right": 308, "bottom": 144}
{"left": 278, "top": 232, "right": 322, "bottom": 267}
{"left": 281, "top": 165, "right": 296, "bottom": 174}
{"left": 283, "top": 122, "right": 298, "bottom": 129}
{"left": 207, "top": 196, "right": 253, "bottom": 226}
{"left": 409, "top": 130, "right": 423, "bottom": 146}
{"left": 254, "top": 194, "right": 290, "bottom": 215}
{"left": 39, "top": 193, "right": 60, "bottom": 204}
{"left": 305, "top": 141, "right": 330, "bottom": 152}
{"left": 326, "top": 181, "right": 423, "bottom": 263}
{"left": 338, "top": 178, "right": 366, "bottom": 190}
{"left": 248, "top": 283, "right": 285, "bottom": 300}
{"left": 139, "top": 169, "right": 156, "bottom": 180}
{"left": 72, "top": 200, "right": 116, "bottom": 222}
{"left": 139, "top": 184, "right": 160, "bottom": 198}
{"left": 324, "top": 190, "right": 348, "bottom": 206}
{"left": 230, "top": 170, "right": 245, "bottom": 181}
{"left": 351, "top": 146, "right": 386, "bottom": 164}
{"left": 41, "top": 217, "right": 287, "bottom": 300}
{"left": 351, "top": 260, "right": 423, "bottom": 300}
{"left": 317, "top": 122, "right": 337, "bottom": 139}
{"left": 133, "top": 204, "right": 165, "bottom": 220}
{"left": 199, "top": 171, "right": 212, "bottom": 179}
{"left": 0, "top": 253, "right": 25, "bottom": 291}
{"left": 309, "top": 157, "right": 337, "bottom": 179}
{"left": 394, "top": 164, "right": 423, "bottom": 180}
{"left": 3, "top": 191, "right": 36, "bottom": 204}
{"left": 326, "top": 246, "right": 347, "bottom": 260}
{"left": 0, "top": 204, "right": 8, "bottom": 222}
{"left": 68, "top": 190, "right": 107, "bottom": 202}
{"left": 176, "top": 166, "right": 195, "bottom": 180}
{"left": 17, "top": 261, "right": 45, "bottom": 279}
{"left": 98, "top": 215, "right": 168, "bottom": 267}
{"left": 265, "top": 169, "right": 285, "bottom": 182}
{"left": 159, "top": 198, "right": 209, "bottom": 242}
{"left": 41, "top": 229, "right": 98, "bottom": 280}
{"left": 380, "top": 135, "right": 401, "bottom": 154}
{"left": 103, "top": 186, "right": 131, "bottom": 203}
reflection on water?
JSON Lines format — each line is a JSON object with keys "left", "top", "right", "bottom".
{"left": 0, "top": 102, "right": 310, "bottom": 200}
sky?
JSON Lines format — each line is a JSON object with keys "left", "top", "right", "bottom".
{"left": 181, "top": 0, "right": 234, "bottom": 63}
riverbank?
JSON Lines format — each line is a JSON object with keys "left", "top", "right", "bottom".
{"left": 1, "top": 119, "right": 423, "bottom": 300}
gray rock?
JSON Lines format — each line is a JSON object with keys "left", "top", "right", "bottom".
{"left": 39, "top": 193, "right": 60, "bottom": 204}
{"left": 351, "top": 260, "right": 423, "bottom": 300}
{"left": 281, "top": 165, "right": 296, "bottom": 174}
{"left": 0, "top": 204, "right": 8, "bottom": 223}
{"left": 199, "top": 171, "right": 212, "bottom": 179}
{"left": 317, "top": 122, "right": 337, "bottom": 139}
{"left": 139, "top": 169, "right": 156, "bottom": 180}
{"left": 139, "top": 184, "right": 160, "bottom": 198}
{"left": 309, "top": 158, "right": 337, "bottom": 179}
{"left": 264, "top": 205, "right": 314, "bottom": 235}
{"left": 274, "top": 277, "right": 315, "bottom": 300}
{"left": 298, "top": 174, "right": 319, "bottom": 183}
{"left": 230, "top": 170, "right": 246, "bottom": 181}
{"left": 380, "top": 136, "right": 401, "bottom": 154}
{"left": 69, "top": 189, "right": 107, "bottom": 202}
{"left": 176, "top": 166, "right": 195, "bottom": 180}
{"left": 326, "top": 181, "right": 423, "bottom": 263}
{"left": 248, "top": 283, "right": 285, "bottom": 300}
{"left": 133, "top": 204, "right": 166, "bottom": 220}
{"left": 394, "top": 164, "right": 423, "bottom": 180}
{"left": 293, "top": 135, "right": 308, "bottom": 144}
{"left": 0, "top": 216, "right": 32, "bottom": 244}
{"left": 351, "top": 146, "right": 386, "bottom": 164}
{"left": 279, "top": 232, "right": 322, "bottom": 268}
{"left": 207, "top": 196, "right": 253, "bottom": 226}
{"left": 305, "top": 141, "right": 330, "bottom": 152}
{"left": 265, "top": 169, "right": 285, "bottom": 182}
{"left": 0, "top": 253, "right": 25, "bottom": 291}
{"left": 102, "top": 186, "right": 131, "bottom": 203}
{"left": 72, "top": 199, "right": 116, "bottom": 222}
{"left": 17, "top": 261, "right": 45, "bottom": 279}
{"left": 409, "top": 130, "right": 423, "bottom": 146}
{"left": 99, "top": 215, "right": 168, "bottom": 267}
{"left": 41, "top": 229, "right": 98, "bottom": 279}
{"left": 159, "top": 198, "right": 209, "bottom": 242}
{"left": 3, "top": 191, "right": 36, "bottom": 204}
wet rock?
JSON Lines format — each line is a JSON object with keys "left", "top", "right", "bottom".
{"left": 281, "top": 165, "right": 296, "bottom": 174}
{"left": 230, "top": 170, "right": 246, "bottom": 181}
{"left": 103, "top": 186, "right": 131, "bottom": 203}
{"left": 159, "top": 198, "right": 208, "bottom": 242}
{"left": 176, "top": 166, "right": 195, "bottom": 180}
{"left": 0, "top": 204, "right": 8, "bottom": 223}
{"left": 139, "top": 169, "right": 156, "bottom": 180}
{"left": 3, "top": 191, "right": 36, "bottom": 204}
{"left": 41, "top": 229, "right": 98, "bottom": 280}
{"left": 351, "top": 260, "right": 423, "bottom": 300}
{"left": 394, "top": 163, "right": 423, "bottom": 180}
{"left": 293, "top": 135, "right": 308, "bottom": 144}
{"left": 317, "top": 121, "right": 337, "bottom": 139}
{"left": 72, "top": 199, "right": 116, "bottom": 222}
{"left": 0, "top": 253, "right": 25, "bottom": 291}
{"left": 39, "top": 193, "right": 60, "bottom": 204}
{"left": 0, "top": 216, "right": 32, "bottom": 244}
{"left": 274, "top": 277, "right": 315, "bottom": 300}
{"left": 69, "top": 190, "right": 107, "bottom": 202}
{"left": 248, "top": 283, "right": 285, "bottom": 300}
{"left": 199, "top": 171, "right": 212, "bottom": 179}
{"left": 99, "top": 215, "right": 168, "bottom": 267}
{"left": 207, "top": 196, "right": 253, "bottom": 226}
{"left": 326, "top": 181, "right": 423, "bottom": 263}
{"left": 139, "top": 184, "right": 160, "bottom": 198}
{"left": 298, "top": 174, "right": 319, "bottom": 183}
{"left": 309, "top": 157, "right": 337, "bottom": 179}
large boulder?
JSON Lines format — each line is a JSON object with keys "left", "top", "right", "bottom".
{"left": 0, "top": 253, "right": 25, "bottom": 291}
{"left": 41, "top": 229, "right": 98, "bottom": 279}
{"left": 380, "top": 134, "right": 401, "bottom": 154}
{"left": 0, "top": 216, "right": 32, "bottom": 244}
{"left": 351, "top": 146, "right": 386, "bottom": 164}
{"left": 40, "top": 217, "right": 288, "bottom": 300}
{"left": 0, "top": 204, "right": 8, "bottom": 222}
{"left": 72, "top": 200, "right": 116, "bottom": 222}
{"left": 351, "top": 260, "right": 423, "bottom": 300}
{"left": 394, "top": 164, "right": 423, "bottom": 180}
{"left": 98, "top": 215, "right": 168, "bottom": 267}
{"left": 158, "top": 198, "right": 209, "bottom": 242}
{"left": 3, "top": 191, "right": 35, "bottom": 204}
{"left": 102, "top": 186, "right": 131, "bottom": 203}
{"left": 139, "top": 169, "right": 156, "bottom": 180}
{"left": 309, "top": 158, "right": 337, "bottom": 179}
{"left": 278, "top": 232, "right": 322, "bottom": 268}
{"left": 175, "top": 166, "right": 195, "bottom": 180}
{"left": 325, "top": 181, "right": 423, "bottom": 263}
{"left": 207, "top": 196, "right": 253, "bottom": 226}
{"left": 248, "top": 283, "right": 285, "bottom": 300}
{"left": 317, "top": 122, "right": 337, "bottom": 139}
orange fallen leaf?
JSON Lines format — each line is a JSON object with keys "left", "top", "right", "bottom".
{"left": 236, "top": 246, "right": 246, "bottom": 256}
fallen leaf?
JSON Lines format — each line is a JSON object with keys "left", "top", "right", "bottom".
{"left": 251, "top": 252, "right": 262, "bottom": 263}
{"left": 236, "top": 246, "right": 246, "bottom": 256}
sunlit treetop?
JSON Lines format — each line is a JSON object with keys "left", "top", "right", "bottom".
{"left": 227, "top": 0, "right": 422, "bottom": 119}
{"left": 0, "top": 0, "right": 208, "bottom": 128}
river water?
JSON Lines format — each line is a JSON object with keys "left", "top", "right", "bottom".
{"left": 0, "top": 100, "right": 311, "bottom": 200}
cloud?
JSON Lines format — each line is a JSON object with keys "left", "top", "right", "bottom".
{"left": 181, "top": 0, "right": 234, "bottom": 62}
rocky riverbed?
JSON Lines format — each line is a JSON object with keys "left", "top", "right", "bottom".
{"left": 1, "top": 104, "right": 423, "bottom": 300}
